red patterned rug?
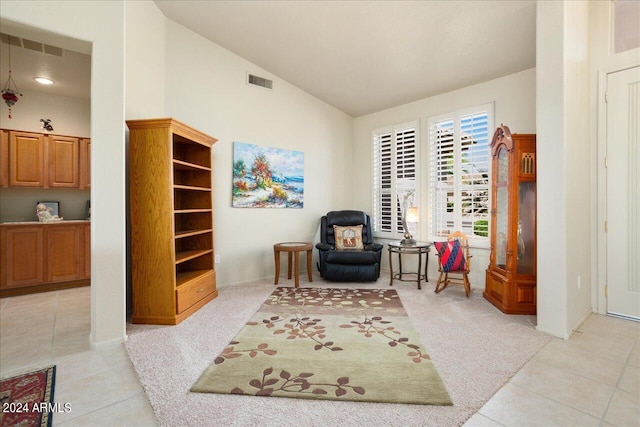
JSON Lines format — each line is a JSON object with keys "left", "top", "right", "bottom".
{"left": 192, "top": 287, "right": 452, "bottom": 405}
{"left": 0, "top": 366, "right": 56, "bottom": 427}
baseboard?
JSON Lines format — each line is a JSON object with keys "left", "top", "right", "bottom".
{"left": 568, "top": 307, "right": 595, "bottom": 338}
{"left": 0, "top": 279, "right": 90, "bottom": 298}
{"left": 535, "top": 324, "right": 570, "bottom": 339}
{"left": 90, "top": 334, "right": 126, "bottom": 349}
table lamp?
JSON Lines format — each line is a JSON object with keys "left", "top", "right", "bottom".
{"left": 401, "top": 206, "right": 418, "bottom": 245}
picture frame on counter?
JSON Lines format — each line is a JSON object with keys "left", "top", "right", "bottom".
{"left": 36, "top": 201, "right": 59, "bottom": 217}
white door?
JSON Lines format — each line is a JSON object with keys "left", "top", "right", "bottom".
{"left": 606, "top": 66, "right": 640, "bottom": 320}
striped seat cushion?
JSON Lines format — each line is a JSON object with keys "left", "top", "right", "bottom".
{"left": 434, "top": 239, "right": 467, "bottom": 272}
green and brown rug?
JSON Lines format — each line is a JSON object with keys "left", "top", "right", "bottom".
{"left": 192, "top": 287, "right": 452, "bottom": 405}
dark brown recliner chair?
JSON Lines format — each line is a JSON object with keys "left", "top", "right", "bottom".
{"left": 315, "top": 210, "right": 383, "bottom": 282}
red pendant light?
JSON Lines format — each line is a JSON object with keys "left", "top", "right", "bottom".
{"left": 1, "top": 36, "right": 23, "bottom": 119}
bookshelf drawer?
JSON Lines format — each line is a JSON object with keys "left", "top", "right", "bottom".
{"left": 176, "top": 270, "right": 215, "bottom": 314}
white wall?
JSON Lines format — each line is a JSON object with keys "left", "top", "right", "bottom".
{"left": 124, "top": 0, "right": 166, "bottom": 313}
{"left": 353, "top": 69, "right": 537, "bottom": 287}
{"left": 536, "top": 1, "right": 596, "bottom": 338}
{"left": 125, "top": 1, "right": 165, "bottom": 119}
{"left": 162, "top": 20, "right": 353, "bottom": 285}
{"left": 536, "top": 1, "right": 568, "bottom": 338}
{"left": 1, "top": 1, "right": 127, "bottom": 345}
{"left": 0, "top": 89, "right": 90, "bottom": 136}
{"left": 564, "top": 0, "right": 592, "bottom": 335}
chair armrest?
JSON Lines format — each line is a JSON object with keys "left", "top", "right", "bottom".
{"left": 316, "top": 243, "right": 333, "bottom": 251}
{"left": 365, "top": 243, "right": 384, "bottom": 252}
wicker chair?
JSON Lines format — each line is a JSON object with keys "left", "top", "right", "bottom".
{"left": 434, "top": 231, "right": 472, "bottom": 297}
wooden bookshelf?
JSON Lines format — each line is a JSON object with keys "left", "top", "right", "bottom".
{"left": 127, "top": 118, "right": 218, "bottom": 325}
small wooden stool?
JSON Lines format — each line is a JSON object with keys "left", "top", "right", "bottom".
{"left": 273, "top": 242, "right": 313, "bottom": 288}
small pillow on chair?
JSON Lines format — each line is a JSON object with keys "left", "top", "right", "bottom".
{"left": 434, "top": 240, "right": 467, "bottom": 272}
{"left": 333, "top": 225, "right": 364, "bottom": 250}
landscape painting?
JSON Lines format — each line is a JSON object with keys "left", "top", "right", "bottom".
{"left": 232, "top": 142, "right": 304, "bottom": 208}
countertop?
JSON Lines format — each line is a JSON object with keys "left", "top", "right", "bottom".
{"left": 0, "top": 220, "right": 90, "bottom": 226}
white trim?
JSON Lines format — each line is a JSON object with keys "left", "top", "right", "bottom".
{"left": 535, "top": 325, "right": 571, "bottom": 340}
{"left": 596, "top": 70, "right": 608, "bottom": 315}
{"left": 90, "top": 335, "right": 126, "bottom": 349}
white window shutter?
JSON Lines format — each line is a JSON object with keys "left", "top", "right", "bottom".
{"left": 459, "top": 112, "right": 490, "bottom": 238}
{"left": 395, "top": 125, "right": 417, "bottom": 235}
{"left": 429, "top": 103, "right": 492, "bottom": 244}
{"left": 429, "top": 118, "right": 455, "bottom": 238}
{"left": 372, "top": 121, "right": 418, "bottom": 238}
{"left": 373, "top": 130, "right": 393, "bottom": 234}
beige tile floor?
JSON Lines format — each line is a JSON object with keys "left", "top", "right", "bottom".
{"left": 1, "top": 287, "right": 638, "bottom": 426}
{"left": 0, "top": 287, "right": 156, "bottom": 426}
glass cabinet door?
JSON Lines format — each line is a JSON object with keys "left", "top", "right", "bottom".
{"left": 495, "top": 147, "right": 508, "bottom": 270}
{"left": 517, "top": 182, "right": 536, "bottom": 275}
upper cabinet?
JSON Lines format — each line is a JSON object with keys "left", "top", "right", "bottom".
{"left": 9, "top": 131, "right": 45, "bottom": 187}
{"left": 48, "top": 135, "right": 79, "bottom": 188}
{"left": 0, "top": 129, "right": 89, "bottom": 189}
{"left": 80, "top": 138, "right": 90, "bottom": 189}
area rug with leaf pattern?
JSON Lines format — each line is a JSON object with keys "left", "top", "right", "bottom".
{"left": 191, "top": 287, "right": 452, "bottom": 405}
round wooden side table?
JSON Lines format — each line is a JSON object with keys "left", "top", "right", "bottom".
{"left": 273, "top": 242, "right": 313, "bottom": 288}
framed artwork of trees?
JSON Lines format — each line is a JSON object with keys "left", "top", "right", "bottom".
{"left": 232, "top": 142, "right": 304, "bottom": 208}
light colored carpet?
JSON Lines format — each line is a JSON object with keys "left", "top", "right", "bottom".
{"left": 126, "top": 272, "right": 551, "bottom": 426}
{"left": 191, "top": 287, "right": 452, "bottom": 405}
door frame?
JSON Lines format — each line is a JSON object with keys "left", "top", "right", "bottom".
{"left": 596, "top": 64, "right": 640, "bottom": 316}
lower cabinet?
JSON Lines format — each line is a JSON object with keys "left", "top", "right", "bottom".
{"left": 0, "top": 222, "right": 90, "bottom": 297}
{"left": 47, "top": 224, "right": 84, "bottom": 282}
{"left": 1, "top": 226, "right": 44, "bottom": 288}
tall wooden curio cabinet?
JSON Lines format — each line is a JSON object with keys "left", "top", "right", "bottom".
{"left": 484, "top": 125, "right": 536, "bottom": 314}
{"left": 127, "top": 118, "right": 218, "bottom": 325}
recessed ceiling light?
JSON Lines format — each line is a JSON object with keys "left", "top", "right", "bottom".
{"left": 34, "top": 77, "right": 54, "bottom": 85}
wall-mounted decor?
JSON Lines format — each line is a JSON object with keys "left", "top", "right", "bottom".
{"left": 232, "top": 142, "right": 304, "bottom": 208}
{"left": 40, "top": 118, "right": 54, "bottom": 132}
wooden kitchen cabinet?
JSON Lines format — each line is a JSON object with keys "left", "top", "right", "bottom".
{"left": 80, "top": 138, "right": 91, "bottom": 189}
{"left": 1, "top": 129, "right": 8, "bottom": 187}
{"left": 83, "top": 223, "right": 91, "bottom": 278}
{"left": 0, "top": 225, "right": 45, "bottom": 288}
{"left": 0, "top": 222, "right": 90, "bottom": 297}
{"left": 8, "top": 131, "right": 45, "bottom": 187}
{"left": 48, "top": 135, "right": 79, "bottom": 188}
{"left": 46, "top": 223, "right": 83, "bottom": 282}
{"left": 0, "top": 129, "right": 89, "bottom": 188}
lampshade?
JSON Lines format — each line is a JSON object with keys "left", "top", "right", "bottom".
{"left": 406, "top": 206, "right": 419, "bottom": 223}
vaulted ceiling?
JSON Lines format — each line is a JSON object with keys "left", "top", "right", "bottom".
{"left": 154, "top": 0, "right": 537, "bottom": 116}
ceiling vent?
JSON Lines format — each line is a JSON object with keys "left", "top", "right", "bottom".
{"left": 0, "top": 33, "right": 64, "bottom": 57}
{"left": 247, "top": 73, "right": 273, "bottom": 90}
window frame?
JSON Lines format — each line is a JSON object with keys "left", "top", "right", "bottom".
{"left": 427, "top": 103, "right": 493, "bottom": 248}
